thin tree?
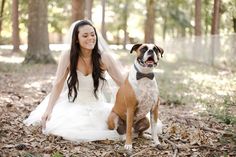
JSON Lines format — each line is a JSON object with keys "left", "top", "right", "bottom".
{"left": 101, "top": 0, "right": 107, "bottom": 40}
{"left": 12, "top": 0, "right": 20, "bottom": 52}
{"left": 144, "top": 0, "right": 155, "bottom": 43}
{"left": 24, "top": 0, "right": 54, "bottom": 64}
{"left": 72, "top": 0, "right": 85, "bottom": 22}
{"left": 195, "top": 0, "right": 201, "bottom": 36}
{"left": 194, "top": 0, "right": 202, "bottom": 61}
{"left": 123, "top": 0, "right": 129, "bottom": 49}
{"left": 85, "top": 0, "right": 93, "bottom": 20}
{"left": 211, "top": 0, "right": 220, "bottom": 34}
{"left": 210, "top": 0, "right": 221, "bottom": 66}
{"left": 0, "top": 0, "right": 6, "bottom": 40}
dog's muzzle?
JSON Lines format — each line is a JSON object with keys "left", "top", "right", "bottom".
{"left": 138, "top": 55, "right": 157, "bottom": 68}
{"left": 145, "top": 55, "right": 156, "bottom": 67}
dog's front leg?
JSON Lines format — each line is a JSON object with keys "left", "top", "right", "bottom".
{"left": 150, "top": 100, "right": 161, "bottom": 146}
{"left": 124, "top": 107, "right": 134, "bottom": 151}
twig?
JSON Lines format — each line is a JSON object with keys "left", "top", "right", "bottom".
{"left": 130, "top": 147, "right": 155, "bottom": 157}
{"left": 159, "top": 135, "right": 179, "bottom": 157}
{"left": 201, "top": 126, "right": 234, "bottom": 136}
{"left": 173, "top": 148, "right": 178, "bottom": 157}
{"left": 200, "top": 126, "right": 225, "bottom": 134}
{"left": 89, "top": 142, "right": 110, "bottom": 149}
{"left": 189, "top": 145, "right": 221, "bottom": 151}
{"left": 143, "top": 132, "right": 179, "bottom": 157}
{"left": 102, "top": 150, "right": 114, "bottom": 157}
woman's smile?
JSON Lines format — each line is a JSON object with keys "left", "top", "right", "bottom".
{"left": 78, "top": 25, "right": 96, "bottom": 51}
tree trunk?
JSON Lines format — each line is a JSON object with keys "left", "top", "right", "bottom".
{"left": 233, "top": 18, "right": 236, "bottom": 33}
{"left": 193, "top": 0, "right": 202, "bottom": 61}
{"left": 12, "top": 0, "right": 20, "bottom": 52}
{"left": 101, "top": 0, "right": 107, "bottom": 40}
{"left": 211, "top": 0, "right": 220, "bottom": 34}
{"left": 24, "top": 0, "right": 54, "bottom": 64}
{"left": 210, "top": 0, "right": 221, "bottom": 66}
{"left": 123, "top": 0, "right": 128, "bottom": 49}
{"left": 72, "top": 0, "right": 85, "bottom": 22}
{"left": 194, "top": 0, "right": 201, "bottom": 36}
{"left": 85, "top": 0, "right": 93, "bottom": 20}
{"left": 144, "top": 0, "right": 155, "bottom": 43}
{"left": 0, "top": 0, "right": 6, "bottom": 41}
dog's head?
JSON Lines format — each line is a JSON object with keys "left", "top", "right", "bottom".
{"left": 130, "top": 43, "right": 164, "bottom": 68}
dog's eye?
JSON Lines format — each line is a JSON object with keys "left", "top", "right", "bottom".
{"left": 153, "top": 46, "right": 158, "bottom": 53}
{"left": 140, "top": 46, "right": 148, "bottom": 53}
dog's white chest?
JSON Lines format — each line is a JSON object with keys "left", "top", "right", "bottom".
{"left": 128, "top": 67, "right": 159, "bottom": 122}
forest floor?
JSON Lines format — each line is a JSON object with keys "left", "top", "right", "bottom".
{"left": 0, "top": 50, "right": 236, "bottom": 157}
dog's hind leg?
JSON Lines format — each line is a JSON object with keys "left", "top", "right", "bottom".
{"left": 116, "top": 117, "right": 126, "bottom": 135}
{"left": 107, "top": 111, "right": 118, "bottom": 130}
{"left": 134, "top": 117, "right": 150, "bottom": 136}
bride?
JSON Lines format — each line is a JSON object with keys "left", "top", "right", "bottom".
{"left": 24, "top": 20, "right": 125, "bottom": 142}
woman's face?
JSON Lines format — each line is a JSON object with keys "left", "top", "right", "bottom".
{"left": 78, "top": 25, "right": 96, "bottom": 51}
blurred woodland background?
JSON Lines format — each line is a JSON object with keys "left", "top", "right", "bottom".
{"left": 0, "top": 0, "right": 236, "bottom": 156}
{"left": 0, "top": 0, "right": 235, "bottom": 65}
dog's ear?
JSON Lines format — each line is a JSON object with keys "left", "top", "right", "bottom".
{"left": 155, "top": 45, "right": 164, "bottom": 57}
{"left": 130, "top": 44, "right": 142, "bottom": 53}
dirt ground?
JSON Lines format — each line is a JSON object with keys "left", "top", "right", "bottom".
{"left": 0, "top": 52, "right": 235, "bottom": 157}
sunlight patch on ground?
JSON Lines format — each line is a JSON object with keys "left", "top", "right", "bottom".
{"left": 189, "top": 72, "right": 215, "bottom": 82}
{"left": 0, "top": 55, "right": 24, "bottom": 63}
{"left": 0, "top": 44, "right": 70, "bottom": 52}
{"left": 189, "top": 72, "right": 235, "bottom": 97}
{"left": 194, "top": 103, "right": 207, "bottom": 112}
{"left": 0, "top": 97, "right": 12, "bottom": 104}
{"left": 23, "top": 77, "right": 54, "bottom": 90}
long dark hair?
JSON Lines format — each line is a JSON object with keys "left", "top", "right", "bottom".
{"left": 67, "top": 20, "right": 106, "bottom": 102}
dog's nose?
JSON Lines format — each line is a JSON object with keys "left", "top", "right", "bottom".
{"left": 147, "top": 50, "right": 154, "bottom": 55}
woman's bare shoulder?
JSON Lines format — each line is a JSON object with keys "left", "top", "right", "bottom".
{"left": 100, "top": 53, "right": 112, "bottom": 70}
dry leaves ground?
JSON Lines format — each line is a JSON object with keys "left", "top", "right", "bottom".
{"left": 0, "top": 51, "right": 235, "bottom": 157}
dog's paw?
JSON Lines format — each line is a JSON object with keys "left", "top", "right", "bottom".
{"left": 124, "top": 144, "right": 133, "bottom": 151}
{"left": 154, "top": 139, "right": 161, "bottom": 146}
{"left": 142, "top": 133, "right": 152, "bottom": 140}
{"left": 152, "top": 137, "right": 161, "bottom": 146}
{"left": 151, "top": 143, "right": 163, "bottom": 150}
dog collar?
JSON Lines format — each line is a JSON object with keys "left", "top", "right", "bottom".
{"left": 134, "top": 64, "right": 154, "bottom": 80}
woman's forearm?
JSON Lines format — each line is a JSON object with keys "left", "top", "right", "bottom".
{"left": 45, "top": 82, "right": 65, "bottom": 112}
{"left": 45, "top": 68, "right": 69, "bottom": 113}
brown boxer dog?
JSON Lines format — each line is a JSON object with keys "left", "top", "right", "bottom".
{"left": 107, "top": 43, "right": 164, "bottom": 151}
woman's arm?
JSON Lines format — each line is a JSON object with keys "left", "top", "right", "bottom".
{"left": 101, "top": 53, "right": 125, "bottom": 87}
{"left": 41, "top": 51, "right": 70, "bottom": 129}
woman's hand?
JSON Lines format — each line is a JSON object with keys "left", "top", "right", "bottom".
{"left": 41, "top": 110, "right": 52, "bottom": 130}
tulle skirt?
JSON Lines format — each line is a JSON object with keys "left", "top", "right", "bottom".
{"left": 23, "top": 91, "right": 121, "bottom": 142}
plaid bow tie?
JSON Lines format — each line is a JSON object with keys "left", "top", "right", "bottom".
{"left": 136, "top": 72, "right": 154, "bottom": 80}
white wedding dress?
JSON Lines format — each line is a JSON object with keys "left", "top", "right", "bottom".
{"left": 24, "top": 70, "right": 121, "bottom": 142}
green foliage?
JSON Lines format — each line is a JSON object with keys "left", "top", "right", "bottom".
{"left": 169, "top": 9, "right": 192, "bottom": 28}
{"left": 48, "top": 0, "right": 70, "bottom": 33}
{"left": 21, "top": 152, "right": 40, "bottom": 157}
{"left": 52, "top": 152, "right": 64, "bottom": 157}
{"left": 208, "top": 95, "right": 236, "bottom": 125}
